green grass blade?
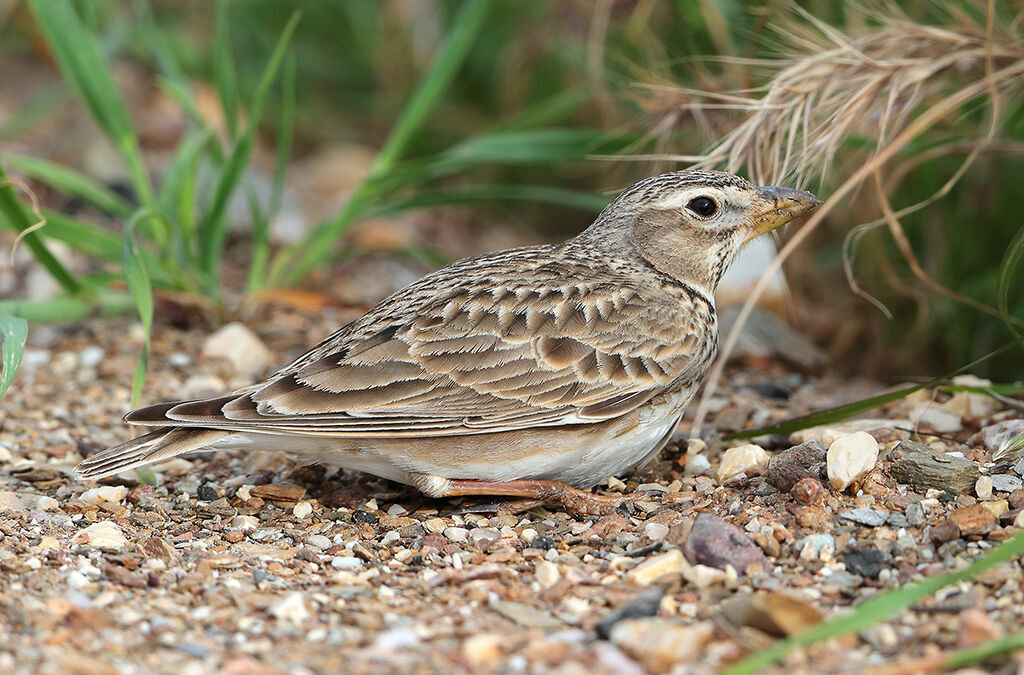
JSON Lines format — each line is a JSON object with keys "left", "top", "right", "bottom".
{"left": 197, "top": 12, "right": 301, "bottom": 295}
{"left": 0, "top": 314, "right": 28, "bottom": 401}
{"left": 725, "top": 336, "right": 1024, "bottom": 440}
{"left": 27, "top": 0, "right": 155, "bottom": 210}
{"left": 213, "top": 0, "right": 239, "bottom": 139}
{"left": 0, "top": 153, "right": 133, "bottom": 217}
{"left": 0, "top": 292, "right": 135, "bottom": 322}
{"left": 270, "top": 0, "right": 494, "bottom": 287}
{"left": 158, "top": 127, "right": 211, "bottom": 259}
{"left": 725, "top": 529, "right": 1024, "bottom": 675}
{"left": 0, "top": 165, "right": 81, "bottom": 294}
{"left": 248, "top": 52, "right": 296, "bottom": 292}
{"left": 942, "top": 631, "right": 1024, "bottom": 669}
{"left": 121, "top": 210, "right": 155, "bottom": 407}
{"left": 997, "top": 223, "right": 1024, "bottom": 340}
{"left": 0, "top": 85, "right": 65, "bottom": 140}
{"left": 38, "top": 209, "right": 121, "bottom": 260}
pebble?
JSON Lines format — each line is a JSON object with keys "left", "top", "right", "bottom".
{"left": 201, "top": 322, "right": 271, "bottom": 378}
{"left": 267, "top": 592, "right": 310, "bottom": 624}
{"left": 0, "top": 445, "right": 11, "bottom": 462}
{"left": 461, "top": 633, "right": 502, "bottom": 667}
{"left": 625, "top": 550, "right": 688, "bottom": 586}
{"left": 840, "top": 548, "right": 888, "bottom": 578}
{"left": 595, "top": 588, "right": 665, "bottom": 638}
{"left": 78, "top": 485, "right": 128, "bottom": 506}
{"left": 306, "top": 534, "right": 332, "bottom": 550}
{"left": 423, "top": 518, "right": 447, "bottom": 534}
{"left": 180, "top": 373, "right": 227, "bottom": 400}
{"left": 229, "top": 515, "right": 260, "bottom": 531}
{"left": 683, "top": 564, "right": 732, "bottom": 589}
{"left": 906, "top": 501, "right": 926, "bottom": 526}
{"left": 684, "top": 454, "right": 711, "bottom": 476}
{"left": 717, "top": 444, "right": 770, "bottom": 483}
{"left": 36, "top": 496, "right": 58, "bottom": 511}
{"left": 609, "top": 618, "right": 713, "bottom": 673}
{"left": 332, "top": 556, "right": 363, "bottom": 571}
{"left": 991, "top": 474, "right": 1023, "bottom": 493}
{"left": 975, "top": 476, "right": 994, "bottom": 500}
{"left": 682, "top": 512, "right": 769, "bottom": 574}
{"left": 827, "top": 432, "right": 879, "bottom": 491}
{"left": 644, "top": 523, "right": 669, "bottom": 541}
{"left": 470, "top": 528, "right": 500, "bottom": 545}
{"left": 444, "top": 527, "right": 469, "bottom": 543}
{"left": 293, "top": 501, "right": 313, "bottom": 519}
{"left": 72, "top": 521, "right": 128, "bottom": 549}
{"left": 790, "top": 419, "right": 910, "bottom": 447}
{"left": 380, "top": 531, "right": 400, "bottom": 546}
{"left": 908, "top": 404, "right": 962, "bottom": 433}
{"left": 765, "top": 440, "right": 826, "bottom": 492}
{"left": 535, "top": 560, "right": 560, "bottom": 588}
{"left": 798, "top": 534, "right": 836, "bottom": 561}
{"left": 949, "top": 504, "right": 997, "bottom": 537}
{"left": 838, "top": 508, "right": 887, "bottom": 527}
{"left": 78, "top": 345, "right": 105, "bottom": 369}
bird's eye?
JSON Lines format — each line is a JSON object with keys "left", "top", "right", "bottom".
{"left": 686, "top": 196, "right": 718, "bottom": 218}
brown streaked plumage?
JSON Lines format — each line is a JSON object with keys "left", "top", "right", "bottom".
{"left": 77, "top": 170, "right": 819, "bottom": 514}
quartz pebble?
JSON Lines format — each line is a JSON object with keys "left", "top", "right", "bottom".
{"left": 684, "top": 453, "right": 711, "bottom": 476}
{"left": 306, "top": 534, "right": 332, "bottom": 550}
{"left": 625, "top": 549, "right": 688, "bottom": 586}
{"left": 293, "top": 501, "right": 313, "bottom": 519}
{"left": 976, "top": 476, "right": 994, "bottom": 500}
{"left": 229, "top": 515, "right": 260, "bottom": 531}
{"left": 79, "top": 485, "right": 129, "bottom": 506}
{"left": 609, "top": 618, "right": 713, "bottom": 673}
{"left": 444, "top": 527, "right": 469, "bottom": 542}
{"left": 72, "top": 521, "right": 128, "bottom": 549}
{"left": 827, "top": 432, "right": 879, "bottom": 491}
{"left": 717, "top": 444, "right": 770, "bottom": 483}
{"left": 535, "top": 560, "right": 560, "bottom": 588}
{"left": 268, "top": 592, "right": 310, "bottom": 624}
{"left": 201, "top": 322, "right": 271, "bottom": 378}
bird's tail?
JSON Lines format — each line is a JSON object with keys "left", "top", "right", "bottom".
{"left": 76, "top": 428, "right": 233, "bottom": 480}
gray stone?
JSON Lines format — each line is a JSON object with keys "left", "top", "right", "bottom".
{"left": 838, "top": 508, "right": 887, "bottom": 527}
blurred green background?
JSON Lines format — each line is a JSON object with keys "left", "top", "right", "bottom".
{"left": 0, "top": 0, "right": 1020, "bottom": 381}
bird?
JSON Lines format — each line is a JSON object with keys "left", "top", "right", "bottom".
{"left": 77, "top": 170, "right": 820, "bottom": 514}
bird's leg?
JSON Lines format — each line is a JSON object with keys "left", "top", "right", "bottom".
{"left": 436, "top": 478, "right": 629, "bottom": 516}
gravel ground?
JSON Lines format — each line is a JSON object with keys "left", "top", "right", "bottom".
{"left": 2, "top": 305, "right": 1023, "bottom": 675}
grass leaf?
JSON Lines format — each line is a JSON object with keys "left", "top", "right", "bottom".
{"left": 726, "top": 336, "right": 1024, "bottom": 440}
{"left": 0, "top": 165, "right": 81, "bottom": 294}
{"left": 725, "top": 529, "right": 1024, "bottom": 674}
{"left": 121, "top": 210, "right": 155, "bottom": 407}
{"left": 27, "top": 0, "right": 155, "bottom": 209}
{"left": 197, "top": 11, "right": 301, "bottom": 295}
{"left": 997, "top": 223, "right": 1024, "bottom": 339}
{"left": 371, "top": 183, "right": 611, "bottom": 216}
{"left": 213, "top": 0, "right": 239, "bottom": 139}
{"left": 0, "top": 152, "right": 133, "bottom": 217}
{"left": 0, "top": 313, "right": 28, "bottom": 401}
{"left": 270, "top": 0, "right": 494, "bottom": 287}
{"left": 0, "top": 292, "right": 135, "bottom": 322}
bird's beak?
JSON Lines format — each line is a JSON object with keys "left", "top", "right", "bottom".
{"left": 745, "top": 185, "right": 821, "bottom": 243}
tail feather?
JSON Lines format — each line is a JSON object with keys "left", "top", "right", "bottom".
{"left": 76, "top": 428, "right": 233, "bottom": 480}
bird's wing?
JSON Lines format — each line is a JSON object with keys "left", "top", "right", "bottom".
{"left": 129, "top": 255, "right": 712, "bottom": 436}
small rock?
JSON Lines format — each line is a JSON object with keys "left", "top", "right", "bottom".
{"left": 930, "top": 518, "right": 961, "bottom": 543}
{"left": 331, "top": 556, "right": 363, "bottom": 571}
{"left": 595, "top": 588, "right": 666, "bottom": 638}
{"left": 949, "top": 504, "right": 997, "bottom": 537}
{"left": 682, "top": 512, "right": 769, "bottom": 574}
{"left": 293, "top": 501, "right": 313, "bottom": 519}
{"left": 306, "top": 534, "right": 332, "bottom": 550}
{"left": 721, "top": 591, "right": 823, "bottom": 637}
{"left": 889, "top": 441, "right": 980, "bottom": 495}
{"left": 196, "top": 484, "right": 218, "bottom": 501}
{"left": 609, "top": 619, "right": 713, "bottom": 674}
{"left": 470, "top": 528, "right": 500, "bottom": 545}
{"left": 840, "top": 548, "right": 888, "bottom": 578}
{"left": 72, "top": 521, "right": 128, "bottom": 549}
{"left": 535, "top": 560, "right": 560, "bottom": 588}
{"left": 423, "top": 518, "right": 446, "bottom": 534}
{"left": 991, "top": 474, "right": 1023, "bottom": 493}
{"left": 625, "top": 549, "right": 688, "bottom": 587}
{"left": 906, "top": 501, "right": 926, "bottom": 527}
{"left": 683, "top": 564, "right": 732, "bottom": 588}
{"left": 461, "top": 633, "right": 502, "bottom": 667}
{"left": 352, "top": 509, "right": 378, "bottom": 524}
{"left": 717, "top": 444, "right": 770, "bottom": 483}
{"left": 981, "top": 500, "right": 1008, "bottom": 518}
{"left": 908, "top": 404, "right": 962, "bottom": 433}
{"left": 956, "top": 607, "right": 1003, "bottom": 649}
{"left": 798, "top": 534, "right": 836, "bottom": 561}
{"left": 201, "top": 322, "right": 271, "bottom": 378}
{"left": 684, "top": 453, "right": 711, "bottom": 476}
{"left": 250, "top": 484, "right": 306, "bottom": 503}
{"left": 180, "top": 374, "right": 226, "bottom": 400}
{"left": 268, "top": 592, "right": 309, "bottom": 624}
{"left": 0, "top": 445, "right": 11, "bottom": 462}
{"left": 790, "top": 419, "right": 911, "bottom": 447}
{"left": 79, "top": 345, "right": 105, "bottom": 368}
{"left": 838, "top": 508, "right": 887, "bottom": 527}
{"left": 36, "top": 496, "right": 58, "bottom": 511}
{"left": 791, "top": 477, "right": 825, "bottom": 505}
{"left": 444, "top": 527, "right": 469, "bottom": 543}
{"left": 229, "top": 515, "right": 260, "bottom": 531}
{"left": 644, "top": 523, "right": 669, "bottom": 541}
{"left": 491, "top": 600, "right": 562, "bottom": 629}
{"left": 766, "top": 440, "right": 826, "bottom": 492}
{"left": 79, "top": 485, "right": 128, "bottom": 506}
{"left": 827, "top": 432, "right": 879, "bottom": 491}
{"left": 975, "top": 476, "right": 994, "bottom": 500}
{"left": 972, "top": 419, "right": 1024, "bottom": 460}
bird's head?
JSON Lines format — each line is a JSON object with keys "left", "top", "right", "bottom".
{"left": 583, "top": 169, "right": 820, "bottom": 294}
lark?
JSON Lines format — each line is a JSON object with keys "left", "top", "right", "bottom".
{"left": 78, "top": 170, "right": 819, "bottom": 514}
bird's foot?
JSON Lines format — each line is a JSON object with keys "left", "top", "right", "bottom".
{"left": 436, "top": 478, "right": 631, "bottom": 517}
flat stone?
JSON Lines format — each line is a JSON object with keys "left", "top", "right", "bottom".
{"left": 889, "top": 441, "right": 980, "bottom": 495}
{"left": 682, "top": 512, "right": 769, "bottom": 574}
{"left": 838, "top": 508, "right": 887, "bottom": 527}
{"left": 991, "top": 474, "right": 1023, "bottom": 493}
{"left": 840, "top": 548, "right": 889, "bottom": 578}
{"left": 72, "top": 521, "right": 128, "bottom": 549}
{"left": 765, "top": 440, "right": 826, "bottom": 492}
{"left": 609, "top": 618, "right": 713, "bottom": 673}
{"left": 595, "top": 587, "right": 666, "bottom": 638}
{"left": 625, "top": 549, "right": 688, "bottom": 587}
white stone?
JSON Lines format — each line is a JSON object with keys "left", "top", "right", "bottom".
{"left": 535, "top": 560, "right": 560, "bottom": 588}
{"left": 201, "top": 322, "right": 271, "bottom": 378}
{"left": 79, "top": 485, "right": 128, "bottom": 506}
{"left": 610, "top": 618, "right": 714, "bottom": 672}
{"left": 908, "top": 404, "right": 962, "bottom": 433}
{"left": 423, "top": 518, "right": 447, "bottom": 534}
{"left": 229, "top": 515, "right": 260, "bottom": 531}
{"left": 683, "top": 563, "right": 732, "bottom": 589}
{"left": 462, "top": 633, "right": 502, "bottom": 666}
{"left": 644, "top": 522, "right": 669, "bottom": 542}
{"left": 72, "top": 521, "right": 128, "bottom": 549}
{"left": 520, "top": 528, "right": 538, "bottom": 545}
{"left": 791, "top": 419, "right": 911, "bottom": 447}
{"left": 331, "top": 556, "right": 363, "bottom": 571}
{"left": 625, "top": 549, "right": 688, "bottom": 586}
{"left": 79, "top": 345, "right": 106, "bottom": 369}
{"left": 991, "top": 474, "right": 1023, "bottom": 493}
{"left": 976, "top": 476, "right": 995, "bottom": 500}
{"left": 717, "top": 444, "right": 770, "bottom": 483}
{"left": 444, "top": 527, "right": 469, "bottom": 542}
{"left": 36, "top": 496, "right": 58, "bottom": 511}
{"left": 684, "top": 453, "right": 711, "bottom": 476}
{"left": 293, "top": 501, "right": 313, "bottom": 519}
{"left": 268, "top": 592, "right": 309, "bottom": 624}
{"left": 827, "top": 431, "right": 880, "bottom": 491}
{"left": 0, "top": 445, "right": 11, "bottom": 462}
{"left": 180, "top": 374, "right": 226, "bottom": 400}
{"left": 380, "top": 531, "right": 400, "bottom": 546}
